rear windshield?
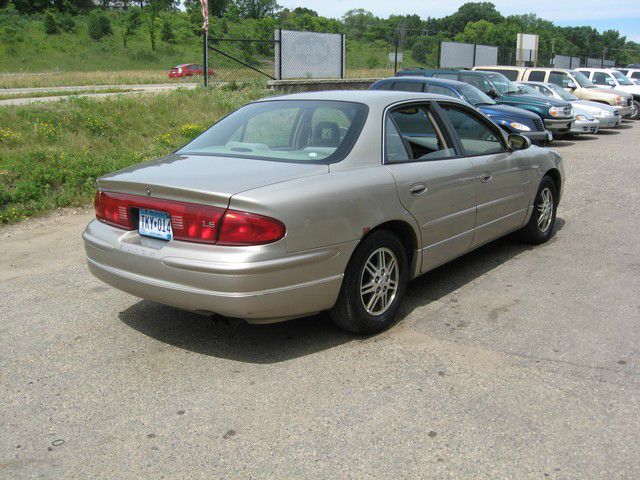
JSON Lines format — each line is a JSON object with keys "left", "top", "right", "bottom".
{"left": 178, "top": 100, "right": 368, "bottom": 163}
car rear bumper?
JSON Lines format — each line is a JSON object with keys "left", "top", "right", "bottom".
{"left": 570, "top": 118, "right": 599, "bottom": 134}
{"left": 83, "top": 220, "right": 355, "bottom": 323}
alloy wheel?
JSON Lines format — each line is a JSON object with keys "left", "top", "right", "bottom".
{"left": 359, "top": 247, "right": 399, "bottom": 316}
{"left": 537, "top": 187, "right": 554, "bottom": 233}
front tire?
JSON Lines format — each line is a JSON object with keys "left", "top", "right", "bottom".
{"left": 520, "top": 176, "right": 558, "bottom": 244}
{"left": 631, "top": 100, "right": 640, "bottom": 120}
{"left": 330, "top": 230, "right": 408, "bottom": 335}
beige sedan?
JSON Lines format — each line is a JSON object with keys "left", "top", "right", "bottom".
{"left": 84, "top": 91, "right": 564, "bottom": 334}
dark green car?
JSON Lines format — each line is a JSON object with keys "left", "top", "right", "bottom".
{"left": 397, "top": 69, "right": 575, "bottom": 139}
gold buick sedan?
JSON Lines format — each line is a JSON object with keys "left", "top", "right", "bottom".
{"left": 84, "top": 90, "right": 564, "bottom": 334}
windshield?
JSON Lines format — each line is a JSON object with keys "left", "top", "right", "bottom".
{"left": 547, "top": 83, "right": 578, "bottom": 101}
{"left": 611, "top": 70, "right": 634, "bottom": 86}
{"left": 178, "top": 100, "right": 368, "bottom": 163}
{"left": 458, "top": 84, "right": 495, "bottom": 105}
{"left": 573, "top": 71, "right": 595, "bottom": 88}
{"left": 487, "top": 73, "right": 520, "bottom": 94}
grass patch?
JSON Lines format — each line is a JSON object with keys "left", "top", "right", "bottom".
{"left": 0, "top": 87, "right": 135, "bottom": 100}
{"left": 0, "top": 86, "right": 267, "bottom": 224}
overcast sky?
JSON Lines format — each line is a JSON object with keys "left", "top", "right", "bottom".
{"left": 277, "top": 0, "right": 640, "bottom": 41}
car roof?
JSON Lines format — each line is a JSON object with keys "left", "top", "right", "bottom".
{"left": 254, "top": 90, "right": 466, "bottom": 109}
{"left": 378, "top": 76, "right": 468, "bottom": 88}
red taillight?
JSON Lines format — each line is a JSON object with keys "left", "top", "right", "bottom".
{"left": 94, "top": 191, "right": 285, "bottom": 246}
{"left": 218, "top": 210, "right": 286, "bottom": 246}
{"left": 94, "top": 190, "right": 135, "bottom": 229}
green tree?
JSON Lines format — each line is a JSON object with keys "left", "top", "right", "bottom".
{"left": 122, "top": 7, "right": 142, "bottom": 48}
{"left": 231, "top": 0, "right": 279, "bottom": 19}
{"left": 160, "top": 17, "right": 175, "bottom": 43}
{"left": 185, "top": 0, "right": 229, "bottom": 17}
{"left": 44, "top": 11, "right": 60, "bottom": 35}
{"left": 142, "top": 1, "right": 178, "bottom": 50}
{"left": 439, "top": 2, "right": 504, "bottom": 37}
{"left": 87, "top": 10, "right": 113, "bottom": 41}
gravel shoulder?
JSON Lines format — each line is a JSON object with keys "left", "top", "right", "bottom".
{"left": 1, "top": 125, "right": 639, "bottom": 479}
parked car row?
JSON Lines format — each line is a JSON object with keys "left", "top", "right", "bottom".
{"left": 381, "top": 66, "right": 637, "bottom": 144}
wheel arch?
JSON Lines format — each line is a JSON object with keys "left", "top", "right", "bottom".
{"left": 366, "top": 219, "right": 421, "bottom": 279}
{"left": 544, "top": 167, "right": 563, "bottom": 202}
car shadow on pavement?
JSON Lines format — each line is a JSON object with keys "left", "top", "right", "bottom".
{"left": 403, "top": 218, "right": 564, "bottom": 312}
{"left": 119, "top": 218, "right": 565, "bottom": 364}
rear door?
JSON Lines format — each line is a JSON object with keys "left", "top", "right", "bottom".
{"left": 383, "top": 101, "right": 478, "bottom": 272}
{"left": 437, "top": 102, "right": 532, "bottom": 247}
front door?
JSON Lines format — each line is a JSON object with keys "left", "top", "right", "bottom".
{"left": 383, "top": 102, "right": 478, "bottom": 273}
{"left": 437, "top": 102, "right": 533, "bottom": 247}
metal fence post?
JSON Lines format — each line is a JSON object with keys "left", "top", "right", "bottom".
{"left": 472, "top": 43, "right": 477, "bottom": 67}
{"left": 394, "top": 37, "right": 399, "bottom": 74}
{"left": 277, "top": 27, "right": 283, "bottom": 80}
{"left": 203, "top": 30, "right": 208, "bottom": 87}
{"left": 340, "top": 33, "right": 345, "bottom": 78}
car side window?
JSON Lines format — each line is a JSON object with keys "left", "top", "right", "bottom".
{"left": 386, "top": 104, "right": 455, "bottom": 163}
{"left": 593, "top": 72, "right": 615, "bottom": 86}
{"left": 460, "top": 74, "right": 492, "bottom": 92}
{"left": 633, "top": 72, "right": 640, "bottom": 79}
{"left": 536, "top": 85, "right": 553, "bottom": 97}
{"left": 439, "top": 103, "right": 505, "bottom": 156}
{"left": 426, "top": 85, "right": 458, "bottom": 98}
{"left": 391, "top": 81, "right": 424, "bottom": 92}
{"left": 385, "top": 117, "right": 410, "bottom": 162}
{"left": 549, "top": 71, "right": 570, "bottom": 87}
{"left": 527, "top": 70, "right": 546, "bottom": 82}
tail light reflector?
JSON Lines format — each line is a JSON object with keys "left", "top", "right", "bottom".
{"left": 218, "top": 210, "right": 286, "bottom": 246}
{"left": 94, "top": 191, "right": 285, "bottom": 246}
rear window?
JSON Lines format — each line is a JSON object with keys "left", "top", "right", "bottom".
{"left": 527, "top": 70, "right": 546, "bottom": 82}
{"left": 488, "top": 69, "right": 519, "bottom": 81}
{"left": 178, "top": 100, "right": 368, "bottom": 163}
{"left": 392, "top": 81, "right": 424, "bottom": 92}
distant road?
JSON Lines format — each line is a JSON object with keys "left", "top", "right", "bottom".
{"left": 0, "top": 83, "right": 199, "bottom": 106}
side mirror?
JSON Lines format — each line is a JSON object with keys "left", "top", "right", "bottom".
{"left": 508, "top": 133, "right": 531, "bottom": 150}
{"left": 566, "top": 81, "right": 577, "bottom": 89}
{"left": 486, "top": 89, "right": 499, "bottom": 98}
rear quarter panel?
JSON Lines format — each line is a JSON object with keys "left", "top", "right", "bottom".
{"left": 227, "top": 166, "right": 420, "bottom": 255}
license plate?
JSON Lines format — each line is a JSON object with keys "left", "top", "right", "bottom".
{"left": 139, "top": 209, "right": 172, "bottom": 241}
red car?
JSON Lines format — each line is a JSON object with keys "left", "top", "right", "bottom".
{"left": 168, "top": 64, "right": 215, "bottom": 78}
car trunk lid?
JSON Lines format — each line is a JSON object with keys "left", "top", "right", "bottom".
{"left": 96, "top": 153, "right": 329, "bottom": 208}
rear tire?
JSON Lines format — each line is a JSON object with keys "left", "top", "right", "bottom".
{"left": 330, "top": 230, "right": 408, "bottom": 335}
{"left": 520, "top": 175, "right": 557, "bottom": 244}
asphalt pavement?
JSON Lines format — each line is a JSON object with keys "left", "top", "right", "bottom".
{"left": 1, "top": 123, "right": 639, "bottom": 479}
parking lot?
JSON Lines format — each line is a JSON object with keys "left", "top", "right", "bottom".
{"left": 1, "top": 123, "right": 639, "bottom": 478}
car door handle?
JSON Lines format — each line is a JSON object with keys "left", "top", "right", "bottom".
{"left": 480, "top": 174, "right": 493, "bottom": 183}
{"left": 409, "top": 183, "right": 428, "bottom": 195}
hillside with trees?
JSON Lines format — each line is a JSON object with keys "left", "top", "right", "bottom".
{"left": 0, "top": 0, "right": 638, "bottom": 75}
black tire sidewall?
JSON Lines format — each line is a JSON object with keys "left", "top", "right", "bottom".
{"left": 333, "top": 230, "right": 408, "bottom": 334}
{"left": 632, "top": 100, "right": 640, "bottom": 120}
{"left": 524, "top": 176, "right": 558, "bottom": 243}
